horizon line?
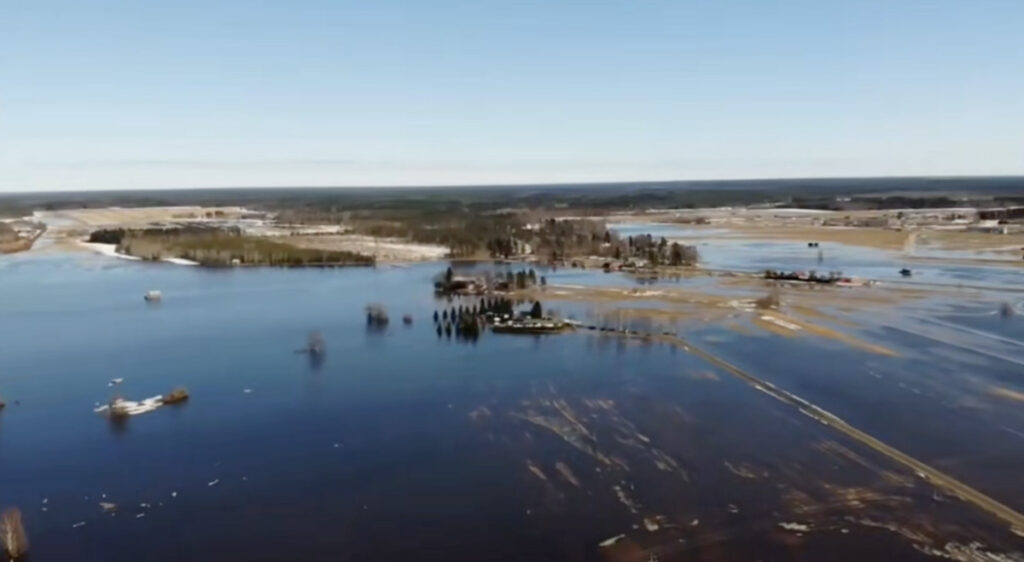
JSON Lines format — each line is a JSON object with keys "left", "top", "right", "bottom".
{"left": 3, "top": 173, "right": 1023, "bottom": 197}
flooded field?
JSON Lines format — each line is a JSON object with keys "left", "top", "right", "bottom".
{"left": 1, "top": 243, "right": 1023, "bottom": 560}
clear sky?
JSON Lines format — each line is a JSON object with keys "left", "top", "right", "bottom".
{"left": 2, "top": 1, "right": 1022, "bottom": 192}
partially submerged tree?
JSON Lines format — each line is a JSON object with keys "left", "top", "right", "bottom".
{"left": 0, "top": 507, "right": 28, "bottom": 560}
{"left": 755, "top": 288, "right": 782, "bottom": 310}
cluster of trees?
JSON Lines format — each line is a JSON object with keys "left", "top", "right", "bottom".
{"left": 105, "top": 227, "right": 375, "bottom": 267}
{"left": 486, "top": 236, "right": 531, "bottom": 258}
{"left": 353, "top": 212, "right": 525, "bottom": 258}
{"left": 533, "top": 218, "right": 615, "bottom": 262}
{"left": 87, "top": 227, "right": 128, "bottom": 244}
{"left": 433, "top": 302, "right": 486, "bottom": 340}
{"left": 614, "top": 234, "right": 699, "bottom": 266}
{"left": 498, "top": 268, "right": 544, "bottom": 290}
{"left": 431, "top": 296, "right": 542, "bottom": 339}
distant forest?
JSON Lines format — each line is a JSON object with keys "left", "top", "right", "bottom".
{"left": 3, "top": 176, "right": 1023, "bottom": 218}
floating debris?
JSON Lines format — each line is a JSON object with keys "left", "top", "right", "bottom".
{"left": 778, "top": 522, "right": 811, "bottom": 532}
{"left": 108, "top": 378, "right": 124, "bottom": 387}
{"left": 99, "top": 502, "right": 117, "bottom": 512}
{"left": 555, "top": 462, "right": 581, "bottom": 488}
{"left": 598, "top": 534, "right": 626, "bottom": 548}
{"left": 727, "top": 504, "right": 740, "bottom": 514}
{"left": 207, "top": 479, "right": 220, "bottom": 487}
{"left": 97, "top": 395, "right": 163, "bottom": 417}
{"left": 170, "top": 492, "right": 177, "bottom": 498}
{"left": 1, "top": 508, "right": 28, "bottom": 560}
{"left": 243, "top": 388, "right": 252, "bottom": 394}
{"left": 690, "top": 519, "right": 699, "bottom": 526}
{"left": 71, "top": 521, "right": 86, "bottom": 529}
{"left": 95, "top": 387, "right": 189, "bottom": 418}
{"left": 724, "top": 461, "right": 759, "bottom": 479}
{"left": 162, "top": 387, "right": 189, "bottom": 405}
{"left": 526, "top": 460, "right": 548, "bottom": 481}
{"left": 143, "top": 290, "right": 162, "bottom": 302}
{"left": 643, "top": 517, "right": 660, "bottom": 532}
{"left": 135, "top": 513, "right": 145, "bottom": 519}
{"left": 612, "top": 484, "right": 641, "bottom": 513}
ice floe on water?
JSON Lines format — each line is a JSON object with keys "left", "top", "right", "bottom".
{"left": 94, "top": 396, "right": 164, "bottom": 416}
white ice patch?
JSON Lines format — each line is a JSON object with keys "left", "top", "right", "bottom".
{"left": 94, "top": 396, "right": 164, "bottom": 416}
{"left": 598, "top": 534, "right": 625, "bottom": 547}
{"left": 161, "top": 257, "right": 199, "bottom": 266}
{"left": 760, "top": 315, "right": 802, "bottom": 331}
{"left": 778, "top": 522, "right": 811, "bottom": 532}
{"left": 78, "top": 241, "right": 142, "bottom": 260}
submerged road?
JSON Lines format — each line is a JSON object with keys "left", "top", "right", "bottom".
{"left": 657, "top": 333, "right": 1024, "bottom": 532}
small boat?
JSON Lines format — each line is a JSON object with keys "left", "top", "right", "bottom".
{"left": 402, "top": 314, "right": 414, "bottom": 325}
{"left": 144, "top": 290, "right": 162, "bottom": 302}
{"left": 899, "top": 268, "right": 912, "bottom": 277}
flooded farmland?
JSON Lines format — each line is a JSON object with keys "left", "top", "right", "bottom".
{"left": 1, "top": 238, "right": 1023, "bottom": 561}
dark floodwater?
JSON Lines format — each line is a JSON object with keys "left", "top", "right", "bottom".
{"left": 1, "top": 252, "right": 1022, "bottom": 561}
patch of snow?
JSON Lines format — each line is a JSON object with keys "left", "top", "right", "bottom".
{"left": 161, "top": 257, "right": 199, "bottom": 266}
{"left": 77, "top": 241, "right": 142, "bottom": 260}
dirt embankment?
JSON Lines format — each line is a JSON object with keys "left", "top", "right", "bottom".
{"left": 0, "top": 221, "right": 46, "bottom": 254}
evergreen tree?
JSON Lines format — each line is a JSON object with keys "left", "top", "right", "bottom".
{"left": 530, "top": 301, "right": 543, "bottom": 319}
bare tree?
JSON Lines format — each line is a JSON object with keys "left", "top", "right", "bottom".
{"left": 1, "top": 507, "right": 28, "bottom": 560}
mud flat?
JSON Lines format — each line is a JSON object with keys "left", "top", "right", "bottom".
{"left": 519, "top": 282, "right": 915, "bottom": 356}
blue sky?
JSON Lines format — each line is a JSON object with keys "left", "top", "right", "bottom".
{"left": 1, "top": 1, "right": 1022, "bottom": 191}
